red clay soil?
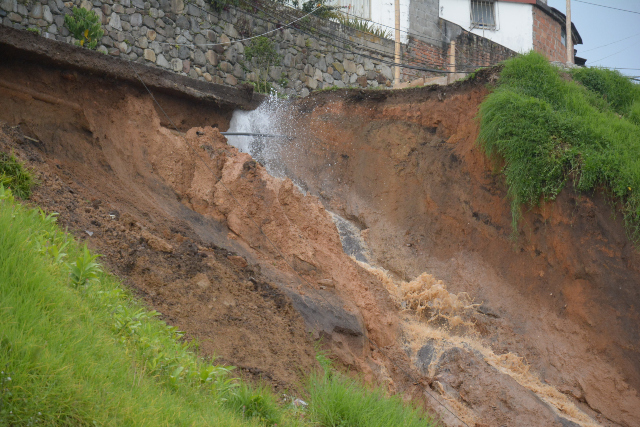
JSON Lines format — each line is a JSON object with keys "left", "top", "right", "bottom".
{"left": 2, "top": 45, "right": 639, "bottom": 426}
{"left": 276, "top": 72, "right": 640, "bottom": 426}
{"left": 0, "top": 56, "right": 410, "bottom": 404}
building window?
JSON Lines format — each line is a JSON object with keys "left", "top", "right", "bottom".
{"left": 561, "top": 26, "right": 567, "bottom": 46}
{"left": 470, "top": 0, "right": 496, "bottom": 30}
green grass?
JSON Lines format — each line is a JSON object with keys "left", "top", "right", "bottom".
{"left": 0, "top": 184, "right": 435, "bottom": 426}
{"left": 477, "top": 52, "right": 640, "bottom": 240}
{"left": 306, "top": 372, "right": 435, "bottom": 427}
{"left": 0, "top": 151, "right": 36, "bottom": 199}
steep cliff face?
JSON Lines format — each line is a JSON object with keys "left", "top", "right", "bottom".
{"left": 2, "top": 41, "right": 639, "bottom": 426}
{"left": 260, "top": 73, "right": 640, "bottom": 426}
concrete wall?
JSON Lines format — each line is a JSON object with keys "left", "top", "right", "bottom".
{"left": 439, "top": 0, "right": 534, "bottom": 53}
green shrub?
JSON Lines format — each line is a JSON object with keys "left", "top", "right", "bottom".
{"left": 478, "top": 52, "right": 640, "bottom": 241}
{"left": 0, "top": 151, "right": 35, "bottom": 199}
{"left": 245, "top": 36, "right": 281, "bottom": 94}
{"left": 64, "top": 6, "right": 104, "bottom": 49}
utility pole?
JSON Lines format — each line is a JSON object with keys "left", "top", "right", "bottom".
{"left": 566, "top": 0, "right": 573, "bottom": 64}
{"left": 394, "top": 0, "right": 400, "bottom": 86}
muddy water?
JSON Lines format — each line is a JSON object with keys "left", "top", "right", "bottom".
{"left": 225, "top": 87, "right": 640, "bottom": 427}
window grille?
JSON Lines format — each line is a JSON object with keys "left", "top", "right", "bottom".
{"left": 470, "top": 0, "right": 496, "bottom": 30}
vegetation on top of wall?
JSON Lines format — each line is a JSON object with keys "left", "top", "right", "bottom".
{"left": 245, "top": 36, "right": 281, "bottom": 94}
{"left": 64, "top": 6, "right": 104, "bottom": 50}
{"left": 335, "top": 15, "right": 392, "bottom": 39}
{"left": 478, "top": 52, "right": 640, "bottom": 242}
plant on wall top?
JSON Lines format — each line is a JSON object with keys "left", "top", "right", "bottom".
{"left": 245, "top": 36, "right": 281, "bottom": 94}
{"left": 64, "top": 6, "right": 104, "bottom": 50}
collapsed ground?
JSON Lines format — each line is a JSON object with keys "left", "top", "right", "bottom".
{"left": 1, "top": 39, "right": 639, "bottom": 427}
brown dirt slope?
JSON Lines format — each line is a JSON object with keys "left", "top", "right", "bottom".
{"left": 276, "top": 73, "right": 640, "bottom": 426}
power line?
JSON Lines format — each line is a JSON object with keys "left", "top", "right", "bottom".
{"left": 573, "top": 0, "right": 640, "bottom": 15}
{"left": 123, "top": 55, "right": 473, "bottom": 427}
{"left": 590, "top": 46, "right": 630, "bottom": 64}
{"left": 580, "top": 32, "right": 640, "bottom": 53}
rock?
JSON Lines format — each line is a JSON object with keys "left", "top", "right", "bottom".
{"left": 225, "top": 74, "right": 237, "bottom": 85}
{"left": 137, "top": 36, "right": 148, "bottom": 48}
{"left": 130, "top": 12, "right": 142, "bottom": 26}
{"left": 191, "top": 33, "right": 204, "bottom": 48}
{"left": 117, "top": 41, "right": 128, "bottom": 53}
{"left": 143, "top": 15, "right": 155, "bottom": 28}
{"left": 175, "top": 14, "right": 188, "bottom": 29}
{"left": 300, "top": 87, "right": 309, "bottom": 97}
{"left": 332, "top": 62, "right": 344, "bottom": 73}
{"left": 170, "top": 0, "right": 183, "bottom": 14}
{"left": 349, "top": 73, "right": 357, "bottom": 84}
{"left": 156, "top": 53, "right": 170, "bottom": 68}
{"left": 233, "top": 63, "right": 244, "bottom": 79}
{"left": 112, "top": 4, "right": 124, "bottom": 13}
{"left": 108, "top": 13, "right": 121, "bottom": 30}
{"left": 334, "top": 80, "right": 345, "bottom": 88}
{"left": 143, "top": 48, "right": 156, "bottom": 61}
{"left": 380, "top": 64, "right": 393, "bottom": 80}
{"left": 194, "top": 49, "right": 206, "bottom": 65}
{"left": 376, "top": 73, "right": 387, "bottom": 84}
{"left": 343, "top": 59, "right": 357, "bottom": 74}
{"left": 7, "top": 11, "right": 21, "bottom": 22}
{"left": 356, "top": 75, "right": 367, "bottom": 87}
{"left": 132, "top": 0, "right": 144, "bottom": 8}
{"left": 283, "top": 52, "right": 293, "bottom": 67}
{"left": 96, "top": 45, "right": 108, "bottom": 54}
{"left": 356, "top": 64, "right": 365, "bottom": 76}
{"left": 30, "top": 3, "right": 42, "bottom": 19}
{"left": 219, "top": 33, "right": 230, "bottom": 47}
{"left": 1, "top": 0, "right": 16, "bottom": 14}
{"left": 218, "top": 61, "right": 232, "bottom": 73}
{"left": 147, "top": 29, "right": 156, "bottom": 40}
{"left": 194, "top": 273, "right": 211, "bottom": 289}
{"left": 317, "top": 56, "right": 326, "bottom": 72}
{"left": 306, "top": 76, "right": 317, "bottom": 89}
{"left": 323, "top": 73, "right": 334, "bottom": 84}
{"left": 205, "top": 50, "right": 217, "bottom": 65}
{"left": 203, "top": 72, "right": 212, "bottom": 82}
{"left": 227, "top": 255, "right": 247, "bottom": 268}
{"left": 366, "top": 70, "right": 376, "bottom": 80}
{"left": 364, "top": 58, "right": 374, "bottom": 71}
{"left": 313, "top": 67, "right": 322, "bottom": 81}
{"left": 80, "top": 0, "right": 91, "bottom": 10}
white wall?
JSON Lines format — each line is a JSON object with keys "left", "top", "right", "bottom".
{"left": 330, "top": 0, "right": 409, "bottom": 43}
{"left": 371, "top": 0, "right": 410, "bottom": 43}
{"left": 439, "top": 0, "right": 534, "bottom": 53}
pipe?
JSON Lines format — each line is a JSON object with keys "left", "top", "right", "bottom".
{"left": 221, "top": 132, "right": 291, "bottom": 139}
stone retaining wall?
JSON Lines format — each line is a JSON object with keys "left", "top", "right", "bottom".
{"left": 0, "top": 0, "right": 513, "bottom": 97}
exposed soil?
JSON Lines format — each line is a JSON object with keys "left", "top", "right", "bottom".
{"left": 2, "top": 34, "right": 639, "bottom": 426}
{"left": 268, "top": 71, "right": 640, "bottom": 426}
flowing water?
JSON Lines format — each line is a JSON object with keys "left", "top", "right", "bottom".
{"left": 226, "top": 97, "right": 600, "bottom": 426}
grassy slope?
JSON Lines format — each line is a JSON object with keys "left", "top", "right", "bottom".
{"left": 0, "top": 178, "right": 436, "bottom": 426}
{"left": 478, "top": 52, "right": 640, "bottom": 239}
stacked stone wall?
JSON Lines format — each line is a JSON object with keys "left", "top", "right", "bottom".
{"left": 0, "top": 0, "right": 514, "bottom": 96}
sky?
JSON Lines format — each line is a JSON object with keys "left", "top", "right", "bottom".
{"left": 546, "top": 0, "right": 640, "bottom": 77}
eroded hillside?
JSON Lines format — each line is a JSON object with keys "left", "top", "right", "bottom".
{"left": 1, "top": 32, "right": 639, "bottom": 427}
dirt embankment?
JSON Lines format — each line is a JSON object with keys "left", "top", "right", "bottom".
{"left": 2, "top": 36, "right": 639, "bottom": 426}
{"left": 0, "top": 47, "right": 410, "bottom": 402}
{"left": 270, "top": 74, "right": 640, "bottom": 426}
